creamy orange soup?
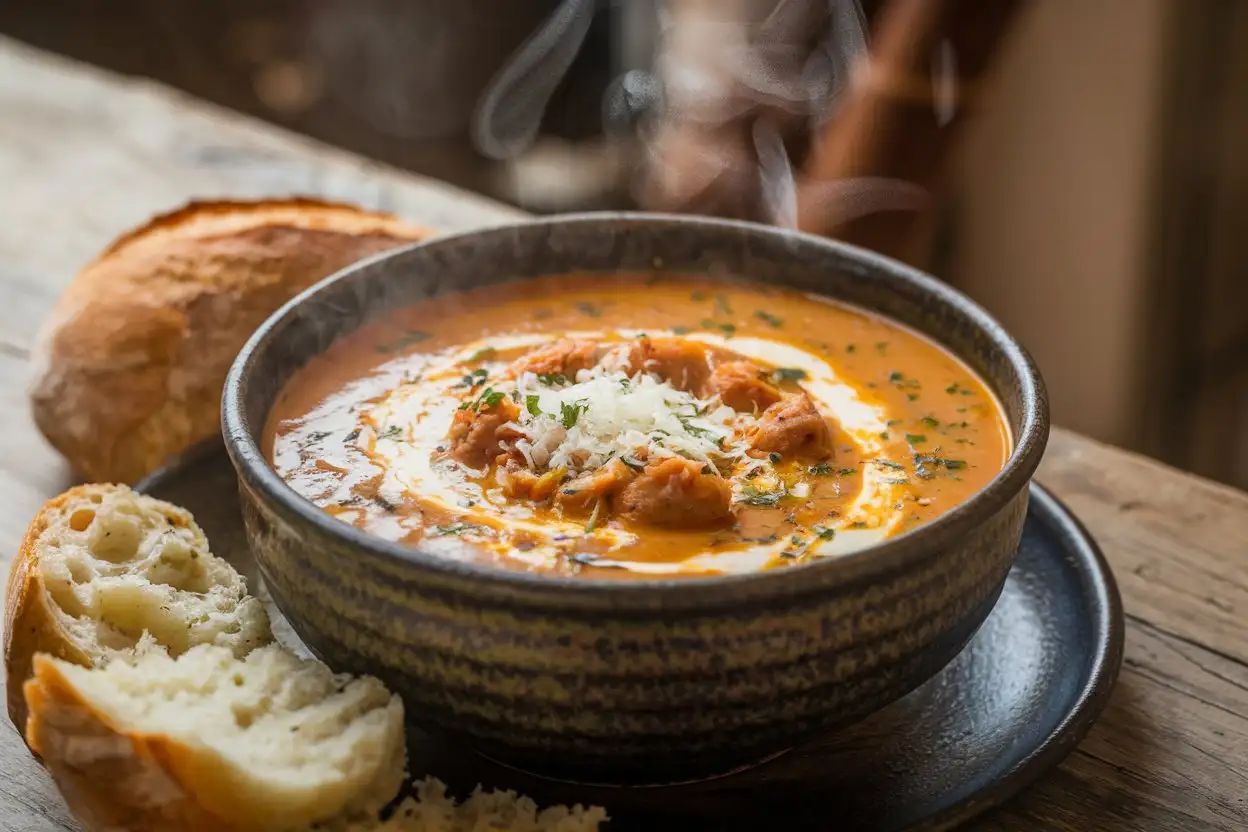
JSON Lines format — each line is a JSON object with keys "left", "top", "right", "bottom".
{"left": 266, "top": 275, "right": 1010, "bottom": 578}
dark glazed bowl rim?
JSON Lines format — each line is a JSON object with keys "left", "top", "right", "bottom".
{"left": 223, "top": 213, "right": 1049, "bottom": 612}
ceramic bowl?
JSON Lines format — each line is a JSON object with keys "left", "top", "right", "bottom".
{"left": 222, "top": 214, "right": 1049, "bottom": 783}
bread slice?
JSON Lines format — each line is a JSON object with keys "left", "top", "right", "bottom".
{"left": 4, "top": 484, "right": 271, "bottom": 732}
{"left": 24, "top": 644, "right": 405, "bottom": 832}
{"left": 30, "top": 198, "right": 432, "bottom": 484}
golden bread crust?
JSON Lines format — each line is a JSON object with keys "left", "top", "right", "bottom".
{"left": 4, "top": 486, "right": 99, "bottom": 734}
{"left": 25, "top": 655, "right": 243, "bottom": 832}
{"left": 30, "top": 198, "right": 432, "bottom": 483}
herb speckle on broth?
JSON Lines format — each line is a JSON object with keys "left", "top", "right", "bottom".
{"left": 754, "top": 309, "right": 783, "bottom": 328}
{"left": 265, "top": 274, "right": 1009, "bottom": 580}
{"left": 375, "top": 330, "right": 432, "bottom": 354}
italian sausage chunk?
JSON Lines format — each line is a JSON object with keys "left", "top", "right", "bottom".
{"left": 704, "top": 361, "right": 781, "bottom": 412}
{"left": 555, "top": 459, "right": 636, "bottom": 515}
{"left": 617, "top": 457, "right": 732, "bottom": 527}
{"left": 746, "top": 393, "right": 831, "bottom": 457}
{"left": 508, "top": 338, "right": 600, "bottom": 379}
{"left": 622, "top": 337, "right": 714, "bottom": 392}
{"left": 446, "top": 397, "right": 521, "bottom": 468}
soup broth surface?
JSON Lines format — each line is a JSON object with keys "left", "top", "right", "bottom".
{"left": 266, "top": 274, "right": 1010, "bottom": 578}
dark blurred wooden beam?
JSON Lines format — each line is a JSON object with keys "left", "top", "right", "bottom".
{"left": 798, "top": 0, "right": 1028, "bottom": 259}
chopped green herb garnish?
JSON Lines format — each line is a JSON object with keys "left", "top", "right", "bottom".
{"left": 905, "top": 434, "right": 927, "bottom": 444}
{"left": 576, "top": 301, "right": 603, "bottom": 317}
{"left": 560, "top": 400, "right": 588, "bottom": 429}
{"left": 754, "top": 309, "right": 784, "bottom": 328}
{"left": 378, "top": 425, "right": 403, "bottom": 440}
{"left": 871, "top": 459, "right": 905, "bottom": 470}
{"left": 376, "top": 329, "right": 432, "bottom": 353}
{"left": 373, "top": 495, "right": 397, "bottom": 512}
{"left": 808, "top": 462, "right": 833, "bottom": 476}
{"left": 433, "top": 522, "right": 475, "bottom": 536}
{"left": 468, "top": 346, "right": 497, "bottom": 362}
{"left": 457, "top": 367, "right": 489, "bottom": 388}
{"left": 913, "top": 453, "right": 967, "bottom": 473}
{"left": 946, "top": 383, "right": 961, "bottom": 394}
{"left": 887, "top": 419, "right": 903, "bottom": 426}
{"left": 343, "top": 428, "right": 361, "bottom": 443}
{"left": 921, "top": 415, "right": 941, "bottom": 428}
{"left": 525, "top": 394, "right": 542, "bottom": 417}
{"left": 879, "top": 432, "right": 890, "bottom": 440}
{"left": 460, "top": 387, "right": 505, "bottom": 412}
{"left": 307, "top": 430, "right": 331, "bottom": 441}
{"left": 621, "top": 455, "right": 646, "bottom": 471}
{"left": 701, "top": 319, "right": 736, "bottom": 336}
{"left": 889, "top": 371, "right": 904, "bottom": 383}
{"left": 881, "top": 476, "right": 910, "bottom": 485}
{"left": 838, "top": 468, "right": 858, "bottom": 476}
{"left": 585, "top": 500, "right": 604, "bottom": 534}
{"left": 536, "top": 373, "right": 568, "bottom": 386}
{"left": 737, "top": 484, "right": 786, "bottom": 507}
{"left": 846, "top": 343, "right": 857, "bottom": 353}
{"left": 813, "top": 525, "right": 836, "bottom": 540}
{"left": 907, "top": 393, "right": 920, "bottom": 401}
{"left": 770, "top": 367, "right": 809, "bottom": 384}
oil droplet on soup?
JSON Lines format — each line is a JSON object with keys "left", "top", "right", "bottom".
{"left": 265, "top": 275, "right": 1011, "bottom": 579}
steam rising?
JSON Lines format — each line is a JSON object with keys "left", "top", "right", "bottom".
{"left": 477, "top": 0, "right": 958, "bottom": 223}
{"left": 753, "top": 118, "right": 798, "bottom": 227}
{"left": 472, "top": 0, "right": 596, "bottom": 161}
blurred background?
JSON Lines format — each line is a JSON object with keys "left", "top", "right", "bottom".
{"left": 3, "top": 0, "right": 1247, "bottom": 489}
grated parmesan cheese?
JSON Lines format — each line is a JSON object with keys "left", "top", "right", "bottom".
{"left": 505, "top": 366, "right": 751, "bottom": 475}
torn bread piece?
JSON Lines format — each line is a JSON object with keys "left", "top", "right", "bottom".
{"left": 25, "top": 644, "right": 405, "bottom": 832}
{"left": 4, "top": 484, "right": 270, "bottom": 732}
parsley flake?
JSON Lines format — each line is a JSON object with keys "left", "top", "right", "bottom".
{"left": 770, "top": 367, "right": 808, "bottom": 384}
{"left": 754, "top": 309, "right": 784, "bottom": 328}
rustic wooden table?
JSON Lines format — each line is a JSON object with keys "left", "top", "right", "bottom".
{"left": 0, "top": 37, "right": 1245, "bottom": 832}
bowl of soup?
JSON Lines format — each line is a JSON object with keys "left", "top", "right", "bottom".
{"left": 223, "top": 214, "right": 1047, "bottom": 783}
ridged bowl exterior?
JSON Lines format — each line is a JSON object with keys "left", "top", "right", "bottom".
{"left": 224, "top": 214, "right": 1048, "bottom": 781}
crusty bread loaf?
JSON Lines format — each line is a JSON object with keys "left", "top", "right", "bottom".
{"left": 30, "top": 198, "right": 432, "bottom": 484}
{"left": 4, "top": 484, "right": 270, "bottom": 733}
{"left": 24, "top": 644, "right": 405, "bottom": 832}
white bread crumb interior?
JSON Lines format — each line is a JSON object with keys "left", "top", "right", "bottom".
{"left": 45, "top": 644, "right": 405, "bottom": 829}
{"left": 36, "top": 484, "right": 270, "bottom": 660}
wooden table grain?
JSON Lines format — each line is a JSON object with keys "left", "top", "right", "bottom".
{"left": 0, "top": 36, "right": 1244, "bottom": 832}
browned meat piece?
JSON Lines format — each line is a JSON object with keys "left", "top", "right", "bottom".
{"left": 508, "top": 338, "right": 600, "bottom": 379}
{"left": 616, "top": 457, "right": 732, "bottom": 528}
{"left": 445, "top": 396, "right": 520, "bottom": 468}
{"left": 623, "top": 337, "right": 714, "bottom": 392}
{"left": 498, "top": 462, "right": 567, "bottom": 502}
{"left": 704, "top": 361, "right": 782, "bottom": 412}
{"left": 555, "top": 459, "right": 636, "bottom": 516}
{"left": 746, "top": 393, "right": 831, "bottom": 458}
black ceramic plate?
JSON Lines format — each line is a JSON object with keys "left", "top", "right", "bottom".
{"left": 138, "top": 447, "right": 1123, "bottom": 832}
